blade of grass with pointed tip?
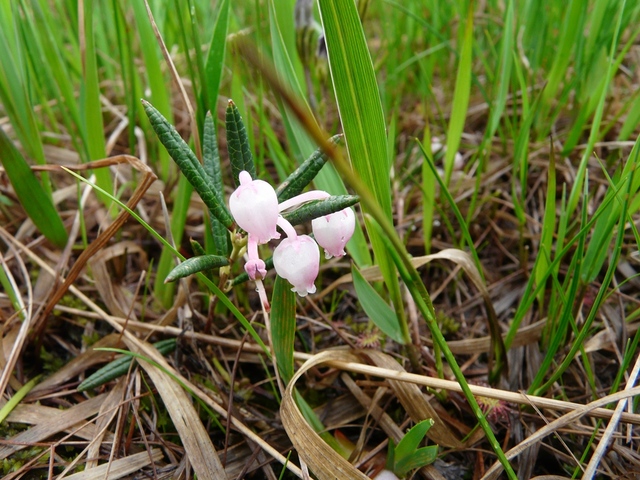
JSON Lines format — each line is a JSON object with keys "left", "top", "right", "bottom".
{"left": 0, "top": 375, "right": 42, "bottom": 425}
{"left": 318, "top": 0, "right": 404, "bottom": 336}
{"left": 267, "top": 0, "right": 371, "bottom": 267}
{"left": 537, "top": 0, "right": 585, "bottom": 137}
{"left": 534, "top": 140, "right": 556, "bottom": 309}
{"left": 80, "top": 0, "right": 113, "bottom": 202}
{"left": 131, "top": 0, "right": 173, "bottom": 180}
{"left": 485, "top": 0, "right": 513, "bottom": 141}
{"left": 0, "top": 128, "right": 68, "bottom": 248}
{"left": 443, "top": 2, "right": 474, "bottom": 185}
{"left": 352, "top": 265, "right": 405, "bottom": 344}
{"left": 0, "top": 5, "right": 52, "bottom": 196}
{"left": 204, "top": 0, "right": 230, "bottom": 116}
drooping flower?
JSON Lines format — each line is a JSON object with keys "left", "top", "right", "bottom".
{"left": 229, "top": 171, "right": 280, "bottom": 244}
{"left": 311, "top": 207, "right": 355, "bottom": 259}
{"left": 272, "top": 234, "right": 319, "bottom": 296}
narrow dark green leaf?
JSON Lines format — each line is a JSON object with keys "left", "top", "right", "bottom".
{"left": 0, "top": 128, "right": 67, "bottom": 248}
{"left": 226, "top": 100, "right": 256, "bottom": 186}
{"left": 78, "top": 339, "right": 177, "bottom": 391}
{"left": 271, "top": 275, "right": 297, "bottom": 385}
{"left": 351, "top": 266, "right": 405, "bottom": 344}
{"left": 165, "top": 255, "right": 229, "bottom": 283}
{"left": 276, "top": 134, "right": 342, "bottom": 202}
{"left": 203, "top": 111, "right": 232, "bottom": 256}
{"left": 189, "top": 240, "right": 205, "bottom": 259}
{"left": 281, "top": 195, "right": 359, "bottom": 226}
{"left": 142, "top": 99, "right": 234, "bottom": 228}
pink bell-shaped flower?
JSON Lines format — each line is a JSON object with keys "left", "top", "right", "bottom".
{"left": 311, "top": 207, "right": 355, "bottom": 259}
{"left": 273, "top": 234, "right": 320, "bottom": 296}
{"left": 229, "top": 171, "right": 280, "bottom": 244}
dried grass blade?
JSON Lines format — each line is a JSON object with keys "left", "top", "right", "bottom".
{"left": 2, "top": 401, "right": 115, "bottom": 444}
{"left": 281, "top": 350, "right": 374, "bottom": 479}
{"left": 84, "top": 378, "right": 126, "bottom": 470}
{"left": 127, "top": 340, "right": 226, "bottom": 480}
{"left": 63, "top": 448, "right": 163, "bottom": 480}
{"left": 0, "top": 394, "right": 106, "bottom": 460}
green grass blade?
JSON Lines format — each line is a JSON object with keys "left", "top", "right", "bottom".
{"left": 537, "top": 0, "right": 585, "bottom": 136}
{"left": 352, "top": 265, "right": 406, "bottom": 344}
{"left": 271, "top": 275, "right": 296, "bottom": 385}
{"left": 484, "top": 0, "right": 513, "bottom": 141}
{"left": 0, "top": 128, "right": 68, "bottom": 247}
{"left": 0, "top": 374, "right": 42, "bottom": 424}
{"left": 131, "top": 0, "right": 173, "bottom": 180}
{"left": 268, "top": 0, "right": 371, "bottom": 267}
{"left": 443, "top": 3, "right": 473, "bottom": 185}
{"left": 80, "top": 0, "right": 113, "bottom": 200}
{"left": 534, "top": 141, "right": 557, "bottom": 309}
{"left": 204, "top": 0, "right": 230, "bottom": 115}
{"left": 318, "top": 0, "right": 404, "bottom": 336}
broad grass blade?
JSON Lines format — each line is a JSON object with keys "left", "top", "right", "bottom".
{"left": 0, "top": 129, "right": 67, "bottom": 248}
{"left": 318, "top": 0, "right": 403, "bottom": 326}
{"left": 268, "top": 0, "right": 371, "bottom": 267}
{"left": 443, "top": 3, "right": 473, "bottom": 185}
{"left": 271, "top": 275, "right": 297, "bottom": 385}
{"left": 352, "top": 266, "right": 405, "bottom": 344}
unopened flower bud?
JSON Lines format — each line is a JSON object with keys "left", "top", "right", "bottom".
{"left": 244, "top": 258, "right": 267, "bottom": 280}
{"left": 273, "top": 235, "right": 319, "bottom": 296}
{"left": 229, "top": 171, "right": 280, "bottom": 244}
{"left": 311, "top": 207, "right": 355, "bottom": 259}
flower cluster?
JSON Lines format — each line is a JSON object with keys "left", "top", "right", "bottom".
{"left": 229, "top": 170, "right": 355, "bottom": 298}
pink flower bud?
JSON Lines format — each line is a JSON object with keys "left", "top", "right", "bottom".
{"left": 273, "top": 235, "right": 319, "bottom": 296}
{"left": 311, "top": 207, "right": 355, "bottom": 259}
{"left": 229, "top": 171, "right": 280, "bottom": 244}
{"left": 244, "top": 258, "right": 267, "bottom": 280}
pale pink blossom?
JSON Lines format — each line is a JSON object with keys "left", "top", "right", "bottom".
{"left": 272, "top": 234, "right": 319, "bottom": 296}
{"left": 311, "top": 207, "right": 355, "bottom": 258}
{"left": 229, "top": 171, "right": 280, "bottom": 244}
